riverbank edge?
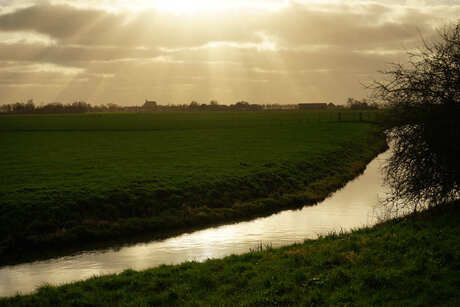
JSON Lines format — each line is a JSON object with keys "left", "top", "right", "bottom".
{"left": 1, "top": 131, "right": 388, "bottom": 266}
{"left": 2, "top": 202, "right": 459, "bottom": 305}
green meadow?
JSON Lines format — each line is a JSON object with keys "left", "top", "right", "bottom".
{"left": 0, "top": 111, "right": 386, "bottom": 263}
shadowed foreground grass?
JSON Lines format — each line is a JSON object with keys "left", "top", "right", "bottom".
{"left": 2, "top": 201, "right": 459, "bottom": 306}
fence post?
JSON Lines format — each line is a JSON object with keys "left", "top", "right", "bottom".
{"left": 359, "top": 112, "right": 362, "bottom": 122}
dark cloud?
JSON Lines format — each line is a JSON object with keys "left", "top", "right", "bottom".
{"left": 0, "top": 4, "right": 261, "bottom": 47}
{"left": 0, "top": 42, "right": 162, "bottom": 65}
{"left": 262, "top": 2, "right": 456, "bottom": 49}
{"left": 1, "top": 2, "right": 453, "bottom": 49}
{"left": 0, "top": 5, "right": 119, "bottom": 40}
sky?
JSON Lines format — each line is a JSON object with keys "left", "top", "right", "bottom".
{"left": 0, "top": 0, "right": 458, "bottom": 106}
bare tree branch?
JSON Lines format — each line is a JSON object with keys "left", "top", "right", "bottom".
{"left": 371, "top": 23, "right": 460, "bottom": 211}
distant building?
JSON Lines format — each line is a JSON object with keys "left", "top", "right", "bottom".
{"left": 143, "top": 100, "right": 157, "bottom": 111}
{"left": 298, "top": 103, "right": 328, "bottom": 110}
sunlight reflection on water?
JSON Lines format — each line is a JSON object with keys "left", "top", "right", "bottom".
{"left": 0, "top": 150, "right": 392, "bottom": 297}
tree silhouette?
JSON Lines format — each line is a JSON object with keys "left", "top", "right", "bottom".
{"left": 373, "top": 24, "right": 460, "bottom": 212}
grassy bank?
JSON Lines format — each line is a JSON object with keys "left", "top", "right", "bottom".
{"left": 0, "top": 111, "right": 386, "bottom": 264}
{"left": 2, "top": 201, "right": 458, "bottom": 306}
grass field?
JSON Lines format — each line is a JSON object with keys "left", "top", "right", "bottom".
{"left": 2, "top": 201, "right": 458, "bottom": 306}
{"left": 0, "top": 110, "right": 386, "bottom": 264}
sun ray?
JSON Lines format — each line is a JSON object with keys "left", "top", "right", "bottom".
{"left": 99, "top": 0, "right": 289, "bottom": 13}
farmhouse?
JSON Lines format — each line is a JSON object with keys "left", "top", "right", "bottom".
{"left": 142, "top": 100, "right": 157, "bottom": 111}
{"left": 298, "top": 103, "right": 328, "bottom": 110}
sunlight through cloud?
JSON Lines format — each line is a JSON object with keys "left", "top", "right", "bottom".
{"left": 0, "top": 0, "right": 458, "bottom": 104}
{"left": 61, "top": 0, "right": 291, "bottom": 13}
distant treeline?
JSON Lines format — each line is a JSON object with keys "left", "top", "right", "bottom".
{"left": 0, "top": 98, "right": 378, "bottom": 114}
{"left": 346, "top": 98, "right": 380, "bottom": 110}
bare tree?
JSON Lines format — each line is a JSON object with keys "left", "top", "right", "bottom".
{"left": 372, "top": 23, "right": 460, "bottom": 212}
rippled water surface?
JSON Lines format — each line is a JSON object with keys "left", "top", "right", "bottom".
{"left": 0, "top": 151, "right": 391, "bottom": 297}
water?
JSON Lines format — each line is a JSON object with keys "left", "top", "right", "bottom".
{"left": 0, "top": 150, "right": 391, "bottom": 297}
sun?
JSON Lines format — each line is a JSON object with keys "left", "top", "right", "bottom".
{"left": 153, "top": 0, "right": 233, "bottom": 13}
{"left": 112, "top": 0, "right": 288, "bottom": 13}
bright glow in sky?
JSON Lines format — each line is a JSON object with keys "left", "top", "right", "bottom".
{"left": 50, "top": 0, "right": 291, "bottom": 13}
{"left": 136, "top": 0, "right": 288, "bottom": 13}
